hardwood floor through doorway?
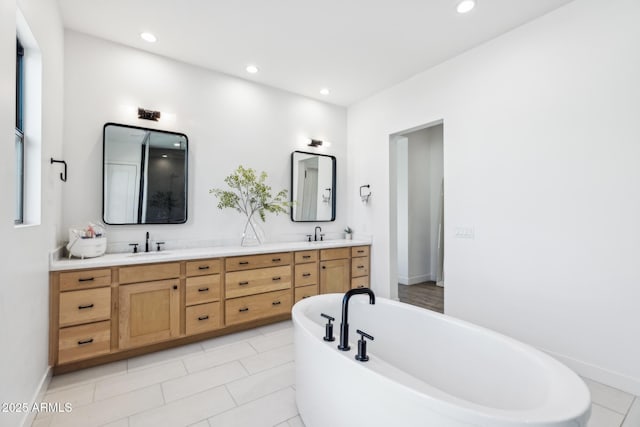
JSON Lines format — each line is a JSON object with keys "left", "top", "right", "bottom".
{"left": 398, "top": 281, "right": 443, "bottom": 313}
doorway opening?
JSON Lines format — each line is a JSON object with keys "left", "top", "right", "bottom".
{"left": 390, "top": 121, "right": 444, "bottom": 313}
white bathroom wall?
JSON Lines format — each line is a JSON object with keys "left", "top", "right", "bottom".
{"left": 347, "top": 0, "right": 640, "bottom": 394}
{"left": 0, "top": 0, "right": 64, "bottom": 426}
{"left": 63, "top": 31, "right": 347, "bottom": 248}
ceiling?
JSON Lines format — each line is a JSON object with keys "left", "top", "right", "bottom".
{"left": 58, "top": 0, "right": 573, "bottom": 106}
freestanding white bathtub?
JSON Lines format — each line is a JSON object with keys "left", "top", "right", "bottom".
{"left": 292, "top": 294, "right": 590, "bottom": 427}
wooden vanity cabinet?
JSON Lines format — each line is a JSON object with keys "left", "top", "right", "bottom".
{"left": 351, "top": 246, "right": 371, "bottom": 289}
{"left": 319, "top": 248, "right": 351, "bottom": 294}
{"left": 118, "top": 264, "right": 181, "bottom": 350}
{"left": 294, "top": 250, "right": 319, "bottom": 303}
{"left": 185, "top": 259, "right": 223, "bottom": 336}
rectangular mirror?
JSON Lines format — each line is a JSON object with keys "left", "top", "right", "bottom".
{"left": 291, "top": 150, "right": 336, "bottom": 222}
{"left": 103, "top": 123, "right": 188, "bottom": 224}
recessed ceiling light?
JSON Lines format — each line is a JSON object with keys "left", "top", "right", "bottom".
{"left": 320, "top": 88, "right": 330, "bottom": 96}
{"left": 246, "top": 65, "right": 259, "bottom": 74}
{"left": 161, "top": 154, "right": 168, "bottom": 158}
{"left": 456, "top": 0, "right": 476, "bottom": 14}
{"left": 140, "top": 32, "right": 157, "bottom": 43}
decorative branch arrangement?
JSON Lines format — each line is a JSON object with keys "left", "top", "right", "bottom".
{"left": 210, "top": 166, "right": 292, "bottom": 245}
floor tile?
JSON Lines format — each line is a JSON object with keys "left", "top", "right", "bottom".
{"left": 48, "top": 361, "right": 127, "bottom": 392}
{"left": 200, "top": 329, "right": 263, "bottom": 351}
{"left": 129, "top": 386, "right": 235, "bottom": 427}
{"left": 256, "top": 320, "right": 293, "bottom": 336}
{"left": 584, "top": 379, "right": 635, "bottom": 415}
{"left": 43, "top": 382, "right": 95, "bottom": 409}
{"left": 588, "top": 403, "right": 625, "bottom": 427}
{"left": 127, "top": 343, "right": 203, "bottom": 372}
{"left": 162, "top": 361, "right": 247, "bottom": 403}
{"left": 183, "top": 341, "right": 257, "bottom": 373}
{"left": 287, "top": 415, "right": 306, "bottom": 427}
{"left": 274, "top": 423, "right": 289, "bottom": 427}
{"left": 102, "top": 419, "right": 129, "bottom": 427}
{"left": 622, "top": 398, "right": 640, "bottom": 427}
{"left": 239, "top": 344, "right": 294, "bottom": 375}
{"left": 31, "top": 417, "right": 52, "bottom": 427}
{"left": 49, "top": 385, "right": 164, "bottom": 427}
{"left": 226, "top": 362, "right": 295, "bottom": 405}
{"left": 95, "top": 360, "right": 186, "bottom": 401}
{"left": 207, "top": 387, "right": 297, "bottom": 427}
{"left": 247, "top": 328, "right": 293, "bottom": 353}
{"left": 188, "top": 421, "right": 210, "bottom": 427}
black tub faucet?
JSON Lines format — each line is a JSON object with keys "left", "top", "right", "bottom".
{"left": 338, "top": 288, "right": 375, "bottom": 351}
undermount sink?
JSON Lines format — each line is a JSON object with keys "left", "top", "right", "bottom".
{"left": 126, "top": 251, "right": 173, "bottom": 258}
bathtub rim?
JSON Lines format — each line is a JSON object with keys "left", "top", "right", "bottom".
{"left": 292, "top": 293, "right": 591, "bottom": 427}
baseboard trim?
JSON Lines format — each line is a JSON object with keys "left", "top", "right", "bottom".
{"left": 544, "top": 349, "right": 640, "bottom": 396}
{"left": 21, "top": 366, "right": 52, "bottom": 427}
{"left": 398, "top": 273, "right": 434, "bottom": 285}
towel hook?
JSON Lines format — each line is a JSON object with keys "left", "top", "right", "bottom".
{"left": 50, "top": 158, "right": 67, "bottom": 182}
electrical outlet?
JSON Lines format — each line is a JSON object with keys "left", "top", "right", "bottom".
{"left": 455, "top": 227, "right": 475, "bottom": 239}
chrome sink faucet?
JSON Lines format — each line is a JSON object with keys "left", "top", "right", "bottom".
{"left": 314, "top": 226, "right": 322, "bottom": 241}
{"left": 338, "top": 288, "right": 375, "bottom": 351}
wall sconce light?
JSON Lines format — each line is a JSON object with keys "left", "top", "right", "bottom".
{"left": 308, "top": 139, "right": 323, "bottom": 147}
{"left": 322, "top": 188, "right": 331, "bottom": 203}
{"left": 138, "top": 107, "right": 161, "bottom": 121}
{"left": 360, "top": 184, "right": 371, "bottom": 203}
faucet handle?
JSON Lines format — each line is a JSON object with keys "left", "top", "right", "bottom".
{"left": 320, "top": 233, "right": 325, "bottom": 241}
{"left": 156, "top": 241, "right": 165, "bottom": 251}
{"left": 129, "top": 243, "right": 139, "bottom": 254}
{"left": 355, "top": 329, "right": 374, "bottom": 362}
{"left": 321, "top": 313, "right": 335, "bottom": 342}
{"left": 306, "top": 234, "right": 312, "bottom": 242}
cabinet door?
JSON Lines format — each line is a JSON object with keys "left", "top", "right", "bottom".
{"left": 319, "top": 259, "right": 350, "bottom": 294}
{"left": 119, "top": 279, "right": 180, "bottom": 350}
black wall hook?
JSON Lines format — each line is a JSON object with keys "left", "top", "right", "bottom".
{"left": 50, "top": 158, "right": 67, "bottom": 182}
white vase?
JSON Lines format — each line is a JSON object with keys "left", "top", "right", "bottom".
{"left": 345, "top": 232, "right": 352, "bottom": 240}
{"left": 241, "top": 214, "right": 266, "bottom": 246}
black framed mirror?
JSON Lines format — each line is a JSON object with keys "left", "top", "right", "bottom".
{"left": 103, "top": 123, "right": 188, "bottom": 224}
{"left": 291, "top": 151, "right": 336, "bottom": 222}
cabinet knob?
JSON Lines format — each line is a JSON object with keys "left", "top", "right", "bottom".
{"left": 173, "top": 285, "right": 178, "bottom": 290}
{"left": 322, "top": 266, "right": 326, "bottom": 269}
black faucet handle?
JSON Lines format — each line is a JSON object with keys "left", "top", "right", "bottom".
{"left": 306, "top": 234, "right": 312, "bottom": 242}
{"left": 156, "top": 241, "right": 165, "bottom": 251}
{"left": 355, "top": 329, "right": 374, "bottom": 362}
{"left": 321, "top": 313, "right": 335, "bottom": 342}
{"left": 129, "top": 243, "right": 139, "bottom": 253}
{"left": 320, "top": 313, "right": 334, "bottom": 323}
{"left": 320, "top": 233, "right": 325, "bottom": 241}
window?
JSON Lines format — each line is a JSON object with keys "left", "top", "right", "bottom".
{"left": 15, "top": 38, "right": 24, "bottom": 224}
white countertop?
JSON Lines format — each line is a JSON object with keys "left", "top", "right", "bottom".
{"left": 50, "top": 239, "right": 371, "bottom": 271}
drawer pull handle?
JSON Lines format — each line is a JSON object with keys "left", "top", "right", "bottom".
{"left": 239, "top": 261, "right": 249, "bottom": 265}
{"left": 302, "top": 273, "right": 311, "bottom": 277}
{"left": 302, "top": 295, "right": 311, "bottom": 299}
{"left": 302, "top": 255, "right": 311, "bottom": 259}
{"left": 357, "top": 250, "right": 365, "bottom": 253}
{"left": 198, "top": 265, "right": 210, "bottom": 270}
{"left": 78, "top": 277, "right": 95, "bottom": 282}
{"left": 239, "top": 281, "right": 249, "bottom": 286}
{"left": 358, "top": 265, "right": 365, "bottom": 269}
{"left": 272, "top": 276, "right": 281, "bottom": 281}
{"left": 78, "top": 304, "right": 94, "bottom": 310}
{"left": 198, "top": 287, "right": 209, "bottom": 292}
{"left": 77, "top": 338, "right": 94, "bottom": 345}
{"left": 358, "top": 285, "right": 366, "bottom": 288}
{"left": 272, "top": 301, "right": 282, "bottom": 306}
{"left": 272, "top": 258, "right": 281, "bottom": 262}
{"left": 198, "top": 315, "right": 209, "bottom": 321}
{"left": 239, "top": 307, "right": 249, "bottom": 312}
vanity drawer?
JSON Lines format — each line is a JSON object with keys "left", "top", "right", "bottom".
{"left": 59, "top": 287, "right": 111, "bottom": 327}
{"left": 294, "top": 263, "right": 317, "bottom": 287}
{"left": 351, "top": 246, "right": 370, "bottom": 258}
{"left": 294, "top": 284, "right": 318, "bottom": 304}
{"left": 59, "top": 268, "right": 111, "bottom": 291}
{"left": 320, "top": 247, "right": 350, "bottom": 261}
{"left": 225, "top": 253, "right": 292, "bottom": 272}
{"left": 186, "top": 302, "right": 222, "bottom": 335}
{"left": 119, "top": 262, "right": 180, "bottom": 284}
{"left": 186, "top": 275, "right": 221, "bottom": 306}
{"left": 225, "top": 289, "right": 292, "bottom": 326}
{"left": 295, "top": 250, "right": 318, "bottom": 264}
{"left": 351, "top": 276, "right": 370, "bottom": 289}
{"left": 225, "top": 266, "right": 291, "bottom": 299}
{"left": 352, "top": 256, "right": 370, "bottom": 277}
{"left": 186, "top": 259, "right": 221, "bottom": 277}
{"left": 58, "top": 321, "right": 111, "bottom": 364}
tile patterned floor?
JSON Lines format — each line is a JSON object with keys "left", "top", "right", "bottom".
{"left": 33, "top": 320, "right": 639, "bottom": 427}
